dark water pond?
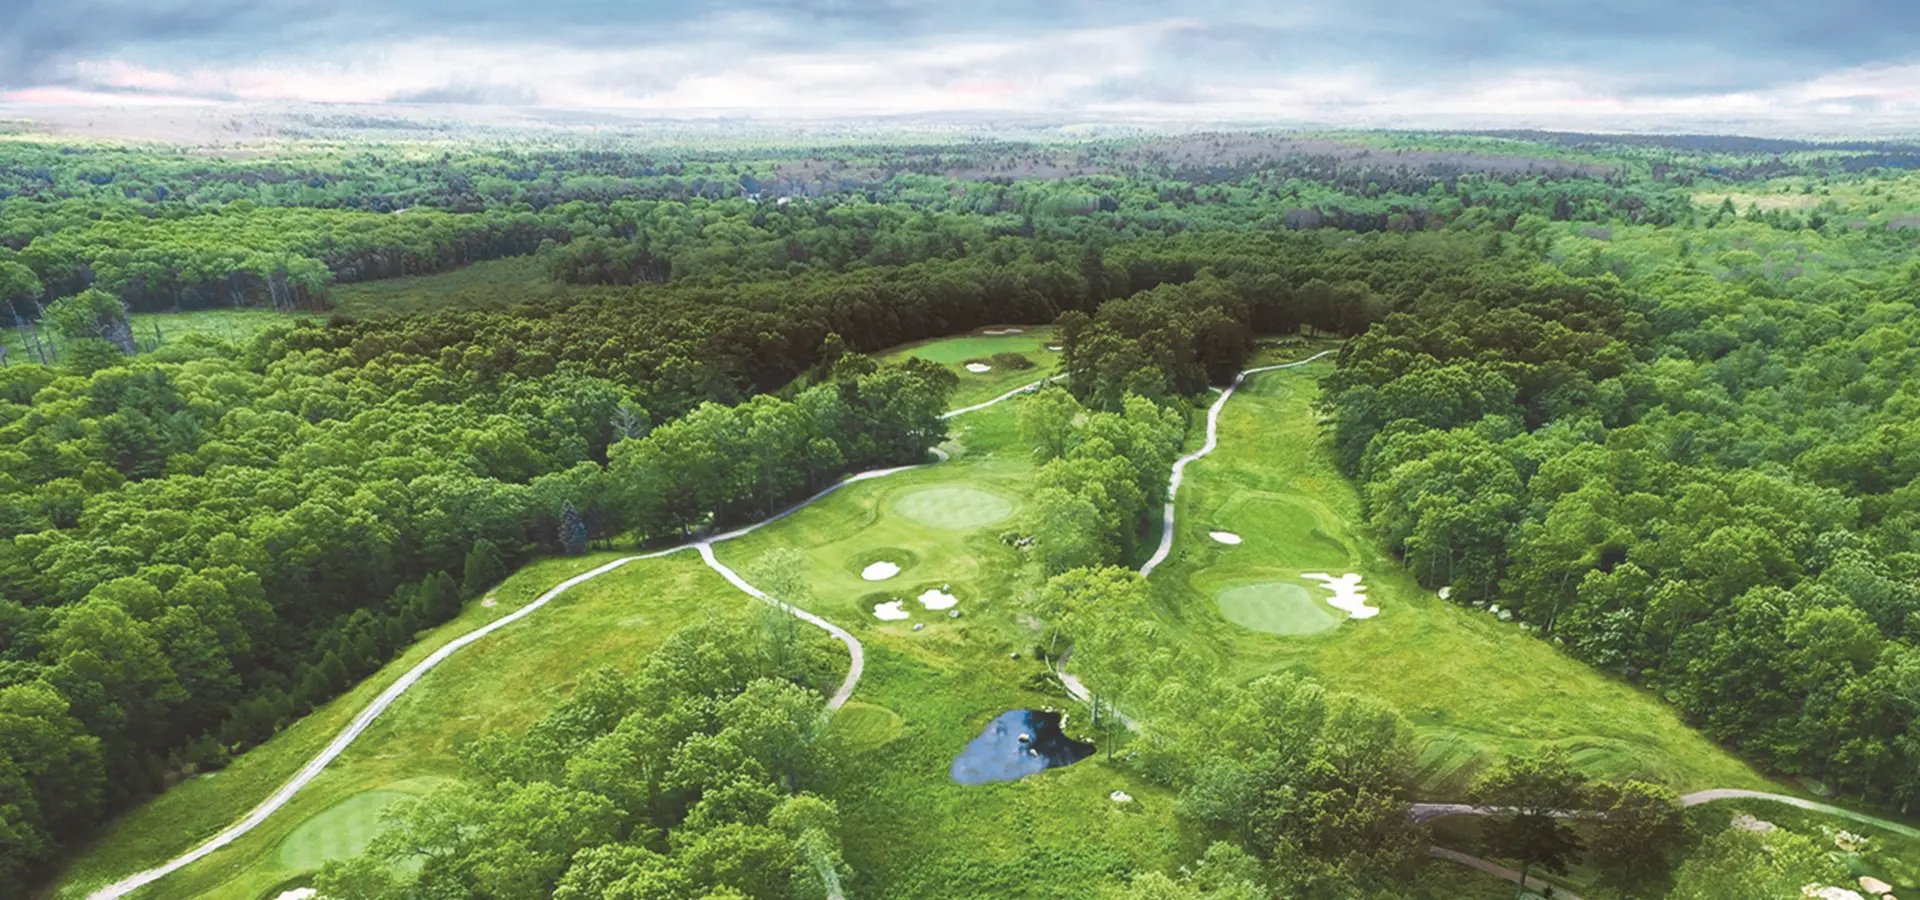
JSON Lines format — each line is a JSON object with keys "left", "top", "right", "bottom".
{"left": 950, "top": 709, "right": 1094, "bottom": 784}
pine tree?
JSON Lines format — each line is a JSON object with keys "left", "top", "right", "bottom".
{"left": 559, "top": 501, "right": 588, "bottom": 555}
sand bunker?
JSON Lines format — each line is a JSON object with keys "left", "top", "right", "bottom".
{"left": 1300, "top": 572, "right": 1379, "bottom": 619}
{"left": 965, "top": 363, "right": 993, "bottom": 373}
{"left": 862, "top": 561, "right": 901, "bottom": 581}
{"left": 917, "top": 588, "right": 959, "bottom": 610}
{"left": 982, "top": 327, "right": 1025, "bottom": 335}
{"left": 274, "top": 890, "right": 318, "bottom": 900}
{"left": 1437, "top": 586, "right": 1452, "bottom": 600}
{"left": 1046, "top": 344, "right": 1063, "bottom": 352}
{"left": 1210, "top": 531, "right": 1242, "bottom": 545}
{"left": 873, "top": 600, "right": 909, "bottom": 621}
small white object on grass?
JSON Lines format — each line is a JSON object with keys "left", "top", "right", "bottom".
{"left": 1300, "top": 572, "right": 1379, "bottom": 619}
{"left": 965, "top": 363, "right": 993, "bottom": 373}
{"left": 481, "top": 598, "right": 497, "bottom": 608}
{"left": 1731, "top": 812, "right": 1776, "bottom": 833}
{"left": 1437, "top": 586, "right": 1452, "bottom": 600}
{"left": 873, "top": 601, "right": 909, "bottom": 621}
{"left": 861, "top": 561, "right": 900, "bottom": 581}
{"left": 912, "top": 623, "right": 924, "bottom": 631}
{"left": 1209, "top": 531, "right": 1242, "bottom": 545}
{"left": 1804, "top": 887, "right": 1867, "bottom": 900}
{"left": 917, "top": 588, "right": 958, "bottom": 610}
{"left": 1109, "top": 790, "right": 1133, "bottom": 803}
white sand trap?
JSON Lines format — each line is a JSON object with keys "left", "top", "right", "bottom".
{"left": 965, "top": 363, "right": 993, "bottom": 373}
{"left": 982, "top": 328, "right": 1025, "bottom": 335}
{"left": 1046, "top": 344, "right": 1063, "bottom": 352}
{"left": 917, "top": 588, "right": 958, "bottom": 610}
{"left": 1300, "top": 572, "right": 1379, "bottom": 620}
{"left": 1437, "top": 586, "right": 1452, "bottom": 600}
{"left": 873, "top": 600, "right": 909, "bottom": 621}
{"left": 1210, "top": 530, "right": 1242, "bottom": 545}
{"left": 861, "top": 561, "right": 901, "bottom": 581}
{"left": 274, "top": 890, "right": 318, "bottom": 900}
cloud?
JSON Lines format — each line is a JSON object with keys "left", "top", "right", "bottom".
{"left": 2, "top": 0, "right": 1918, "bottom": 131}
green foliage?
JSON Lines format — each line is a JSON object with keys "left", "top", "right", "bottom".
{"left": 308, "top": 619, "right": 845, "bottom": 900}
{"left": 1667, "top": 826, "right": 1847, "bottom": 900}
{"left": 1471, "top": 749, "right": 1590, "bottom": 882}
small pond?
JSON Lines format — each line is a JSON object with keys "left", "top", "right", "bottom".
{"left": 950, "top": 709, "right": 1094, "bottom": 784}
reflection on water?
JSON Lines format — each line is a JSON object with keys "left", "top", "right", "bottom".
{"left": 950, "top": 709, "right": 1094, "bottom": 784}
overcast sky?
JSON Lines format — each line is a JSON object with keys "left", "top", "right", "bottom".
{"left": 2, "top": 0, "right": 1918, "bottom": 132}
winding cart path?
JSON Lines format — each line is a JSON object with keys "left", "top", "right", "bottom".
{"left": 88, "top": 375, "right": 1057, "bottom": 899}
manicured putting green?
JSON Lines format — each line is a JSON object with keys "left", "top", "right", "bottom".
{"left": 1217, "top": 582, "right": 1339, "bottom": 635}
{"left": 892, "top": 486, "right": 1015, "bottom": 529}
{"left": 276, "top": 790, "right": 415, "bottom": 871}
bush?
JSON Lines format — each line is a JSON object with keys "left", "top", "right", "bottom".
{"left": 989, "top": 352, "right": 1035, "bottom": 370}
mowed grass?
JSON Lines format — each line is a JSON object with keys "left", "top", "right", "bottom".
{"left": 877, "top": 326, "right": 1060, "bottom": 408}
{"left": 275, "top": 780, "right": 440, "bottom": 871}
{"left": 1152, "top": 364, "right": 1776, "bottom": 797}
{"left": 1215, "top": 581, "right": 1339, "bottom": 635}
{"left": 50, "top": 551, "right": 769, "bottom": 900}
{"left": 716, "top": 399, "right": 1195, "bottom": 898}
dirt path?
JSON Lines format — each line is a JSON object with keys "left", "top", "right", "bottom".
{"left": 86, "top": 376, "right": 1058, "bottom": 900}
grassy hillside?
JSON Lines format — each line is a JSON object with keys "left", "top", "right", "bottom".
{"left": 1149, "top": 362, "right": 1774, "bottom": 797}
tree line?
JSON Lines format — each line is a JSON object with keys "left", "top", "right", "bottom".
{"left": 1323, "top": 247, "right": 1920, "bottom": 811}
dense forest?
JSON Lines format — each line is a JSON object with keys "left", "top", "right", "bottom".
{"left": 4, "top": 129, "right": 1920, "bottom": 898}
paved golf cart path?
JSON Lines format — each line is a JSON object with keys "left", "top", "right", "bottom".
{"left": 1112, "top": 350, "right": 1918, "bottom": 896}
{"left": 1137, "top": 350, "right": 1336, "bottom": 578}
{"left": 87, "top": 375, "right": 1058, "bottom": 900}
{"left": 90, "top": 353, "right": 1915, "bottom": 899}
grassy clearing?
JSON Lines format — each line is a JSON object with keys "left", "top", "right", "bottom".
{"left": 50, "top": 551, "right": 756, "bottom": 900}
{"left": 327, "top": 255, "right": 604, "bottom": 319}
{"left": 5, "top": 257, "right": 598, "bottom": 367}
{"left": 877, "top": 326, "right": 1060, "bottom": 408}
{"left": 4, "top": 308, "right": 311, "bottom": 364}
{"left": 1152, "top": 363, "right": 1775, "bottom": 797}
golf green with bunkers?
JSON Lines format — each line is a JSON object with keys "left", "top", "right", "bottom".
{"left": 892, "top": 485, "right": 1016, "bottom": 529}
{"left": 54, "top": 334, "right": 1856, "bottom": 900}
{"left": 1215, "top": 581, "right": 1339, "bottom": 635}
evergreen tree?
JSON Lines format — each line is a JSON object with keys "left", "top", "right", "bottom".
{"left": 559, "top": 501, "right": 588, "bottom": 556}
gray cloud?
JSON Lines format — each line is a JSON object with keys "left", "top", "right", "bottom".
{"left": 2, "top": 0, "right": 1918, "bottom": 121}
